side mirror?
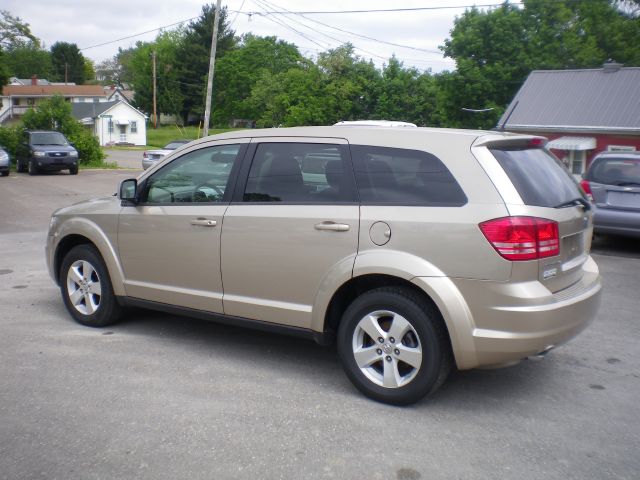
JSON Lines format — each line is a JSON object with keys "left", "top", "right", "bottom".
{"left": 119, "top": 178, "right": 138, "bottom": 206}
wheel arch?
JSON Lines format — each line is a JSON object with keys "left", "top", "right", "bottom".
{"left": 52, "top": 220, "right": 125, "bottom": 296}
{"left": 316, "top": 273, "right": 478, "bottom": 370}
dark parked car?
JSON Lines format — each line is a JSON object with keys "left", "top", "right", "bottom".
{"left": 16, "top": 130, "right": 79, "bottom": 175}
{"left": 581, "top": 151, "right": 640, "bottom": 238}
{"left": 0, "top": 146, "right": 9, "bottom": 176}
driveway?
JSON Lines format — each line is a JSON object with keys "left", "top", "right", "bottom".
{"left": 0, "top": 170, "right": 639, "bottom": 480}
{"left": 104, "top": 148, "right": 144, "bottom": 170}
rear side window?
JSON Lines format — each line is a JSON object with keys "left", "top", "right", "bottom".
{"left": 588, "top": 157, "right": 640, "bottom": 186}
{"left": 350, "top": 145, "right": 467, "bottom": 206}
{"left": 490, "top": 148, "right": 585, "bottom": 207}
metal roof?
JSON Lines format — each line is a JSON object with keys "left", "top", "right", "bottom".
{"left": 498, "top": 65, "right": 640, "bottom": 133}
{"left": 71, "top": 101, "right": 119, "bottom": 120}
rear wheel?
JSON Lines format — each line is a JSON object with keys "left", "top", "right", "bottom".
{"left": 337, "top": 287, "right": 451, "bottom": 405}
{"left": 60, "top": 245, "right": 122, "bottom": 327}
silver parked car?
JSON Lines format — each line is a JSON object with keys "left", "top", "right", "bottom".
{"left": 46, "top": 126, "right": 602, "bottom": 405}
{"left": 581, "top": 151, "right": 640, "bottom": 238}
{"left": 142, "top": 139, "right": 190, "bottom": 170}
{"left": 0, "top": 146, "right": 9, "bottom": 176}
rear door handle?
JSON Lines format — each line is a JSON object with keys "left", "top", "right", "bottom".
{"left": 314, "top": 221, "right": 350, "bottom": 232}
{"left": 190, "top": 218, "right": 217, "bottom": 227}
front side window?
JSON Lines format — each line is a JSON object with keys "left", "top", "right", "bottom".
{"left": 351, "top": 145, "right": 467, "bottom": 206}
{"left": 243, "top": 143, "right": 356, "bottom": 203}
{"left": 143, "top": 144, "right": 241, "bottom": 204}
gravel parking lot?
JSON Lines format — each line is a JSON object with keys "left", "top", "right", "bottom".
{"left": 0, "top": 167, "right": 638, "bottom": 480}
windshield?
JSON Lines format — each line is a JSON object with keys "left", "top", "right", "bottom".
{"left": 31, "top": 132, "right": 68, "bottom": 146}
{"left": 588, "top": 157, "right": 640, "bottom": 186}
{"left": 490, "top": 147, "right": 586, "bottom": 208}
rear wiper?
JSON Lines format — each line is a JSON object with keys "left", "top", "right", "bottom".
{"left": 615, "top": 182, "right": 640, "bottom": 187}
{"left": 554, "top": 197, "right": 591, "bottom": 211}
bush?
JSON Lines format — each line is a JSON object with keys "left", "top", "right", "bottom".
{"left": 0, "top": 124, "right": 23, "bottom": 160}
{"left": 21, "top": 95, "right": 105, "bottom": 165}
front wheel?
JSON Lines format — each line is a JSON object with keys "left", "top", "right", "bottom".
{"left": 69, "top": 165, "right": 78, "bottom": 175}
{"left": 60, "top": 245, "right": 122, "bottom": 327}
{"left": 28, "top": 159, "right": 37, "bottom": 175}
{"left": 337, "top": 287, "right": 452, "bottom": 405}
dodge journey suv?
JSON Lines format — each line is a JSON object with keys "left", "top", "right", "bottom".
{"left": 46, "top": 126, "right": 602, "bottom": 405}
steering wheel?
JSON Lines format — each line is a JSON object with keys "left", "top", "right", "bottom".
{"left": 193, "top": 182, "right": 224, "bottom": 202}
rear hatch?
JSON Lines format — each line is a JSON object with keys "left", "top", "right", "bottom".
{"left": 488, "top": 143, "right": 592, "bottom": 293}
{"left": 585, "top": 156, "right": 640, "bottom": 212}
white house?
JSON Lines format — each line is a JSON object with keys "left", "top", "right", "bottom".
{"left": 72, "top": 100, "right": 147, "bottom": 146}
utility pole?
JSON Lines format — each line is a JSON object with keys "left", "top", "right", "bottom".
{"left": 64, "top": 63, "right": 68, "bottom": 84}
{"left": 202, "top": 0, "right": 222, "bottom": 137}
{"left": 152, "top": 50, "right": 158, "bottom": 129}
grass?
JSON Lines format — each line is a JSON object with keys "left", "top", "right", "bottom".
{"left": 145, "top": 125, "right": 238, "bottom": 148}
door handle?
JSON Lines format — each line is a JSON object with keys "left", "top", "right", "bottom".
{"left": 190, "top": 218, "right": 217, "bottom": 227}
{"left": 314, "top": 221, "right": 350, "bottom": 232}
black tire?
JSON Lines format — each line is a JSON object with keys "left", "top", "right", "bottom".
{"left": 28, "top": 159, "right": 37, "bottom": 176}
{"left": 337, "top": 287, "right": 452, "bottom": 405}
{"left": 69, "top": 165, "right": 79, "bottom": 175}
{"left": 0, "top": 171, "right": 8, "bottom": 177}
{"left": 59, "top": 245, "right": 123, "bottom": 327}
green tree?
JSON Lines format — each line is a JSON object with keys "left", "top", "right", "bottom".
{"left": 439, "top": 0, "right": 640, "bottom": 129}
{"left": 246, "top": 61, "right": 327, "bottom": 127}
{"left": 3, "top": 42, "right": 52, "bottom": 79}
{"left": 213, "top": 34, "right": 302, "bottom": 125}
{"left": 174, "top": 3, "right": 237, "bottom": 124}
{"left": 21, "top": 95, "right": 104, "bottom": 165}
{"left": 317, "top": 44, "right": 382, "bottom": 123}
{"left": 0, "top": 10, "right": 38, "bottom": 49}
{"left": 128, "top": 30, "right": 185, "bottom": 122}
{"left": 374, "top": 56, "right": 437, "bottom": 126}
{"left": 50, "top": 42, "right": 86, "bottom": 84}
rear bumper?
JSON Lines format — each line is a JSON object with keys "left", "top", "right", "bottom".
{"left": 593, "top": 206, "right": 640, "bottom": 238}
{"left": 425, "top": 256, "right": 602, "bottom": 369}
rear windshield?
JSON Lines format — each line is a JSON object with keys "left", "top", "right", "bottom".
{"left": 588, "top": 157, "right": 640, "bottom": 186}
{"left": 490, "top": 147, "right": 585, "bottom": 207}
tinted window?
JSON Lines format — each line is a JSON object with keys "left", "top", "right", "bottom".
{"left": 143, "top": 144, "right": 241, "bottom": 204}
{"left": 491, "top": 148, "right": 585, "bottom": 207}
{"left": 589, "top": 157, "right": 640, "bottom": 186}
{"left": 243, "top": 143, "right": 356, "bottom": 203}
{"left": 350, "top": 145, "right": 467, "bottom": 206}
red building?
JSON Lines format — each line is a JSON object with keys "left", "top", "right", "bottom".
{"left": 497, "top": 62, "right": 640, "bottom": 175}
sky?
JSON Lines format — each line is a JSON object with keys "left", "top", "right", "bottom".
{"left": 3, "top": 0, "right": 516, "bottom": 73}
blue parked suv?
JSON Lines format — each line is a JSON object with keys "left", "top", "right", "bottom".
{"left": 16, "top": 130, "right": 79, "bottom": 175}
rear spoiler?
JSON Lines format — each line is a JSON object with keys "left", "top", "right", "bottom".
{"left": 472, "top": 135, "right": 548, "bottom": 150}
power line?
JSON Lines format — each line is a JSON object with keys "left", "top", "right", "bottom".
{"left": 80, "top": 17, "right": 198, "bottom": 51}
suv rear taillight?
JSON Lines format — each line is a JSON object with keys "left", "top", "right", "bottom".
{"left": 479, "top": 217, "right": 559, "bottom": 261}
{"left": 580, "top": 179, "right": 593, "bottom": 201}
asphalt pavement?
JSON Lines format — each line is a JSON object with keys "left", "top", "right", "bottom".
{"left": 0, "top": 165, "right": 638, "bottom": 480}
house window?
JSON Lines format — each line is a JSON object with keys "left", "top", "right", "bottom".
{"left": 131, "top": 121, "right": 137, "bottom": 133}
{"left": 108, "top": 120, "right": 114, "bottom": 133}
{"left": 27, "top": 98, "right": 35, "bottom": 106}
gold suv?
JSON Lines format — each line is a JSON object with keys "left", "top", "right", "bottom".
{"left": 46, "top": 126, "right": 602, "bottom": 405}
